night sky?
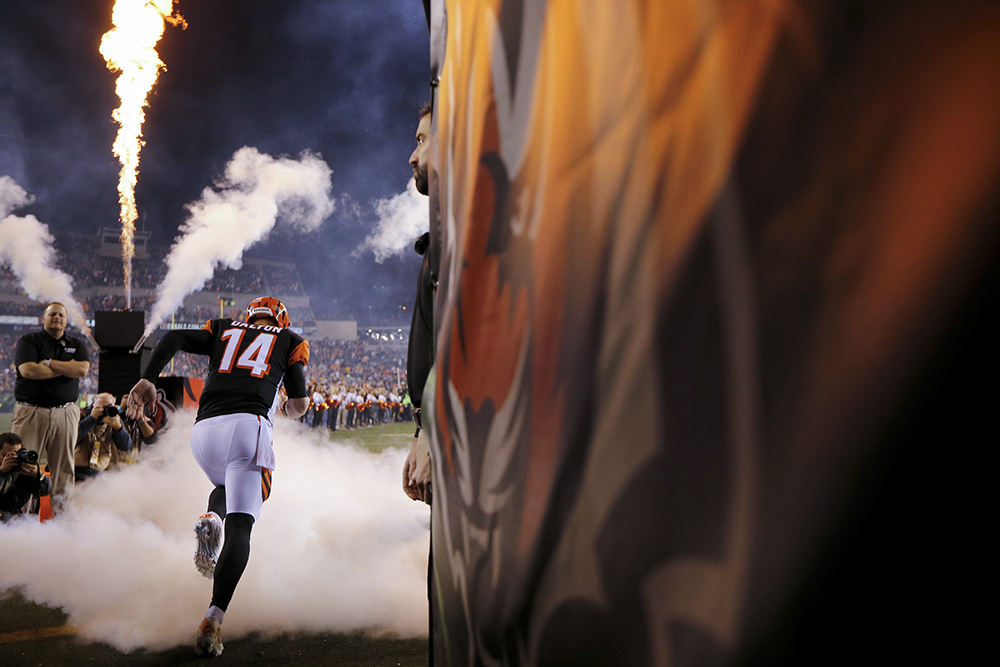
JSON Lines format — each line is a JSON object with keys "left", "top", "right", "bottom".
{"left": 0, "top": 0, "right": 430, "bottom": 324}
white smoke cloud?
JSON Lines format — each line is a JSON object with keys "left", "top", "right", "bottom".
{"left": 0, "top": 414, "right": 429, "bottom": 652}
{"left": 145, "top": 147, "right": 335, "bottom": 336}
{"left": 355, "top": 179, "right": 428, "bottom": 263}
{"left": 0, "top": 175, "right": 91, "bottom": 336}
{"left": 0, "top": 174, "right": 31, "bottom": 212}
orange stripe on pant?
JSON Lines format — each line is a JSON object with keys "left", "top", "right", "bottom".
{"left": 261, "top": 468, "right": 272, "bottom": 501}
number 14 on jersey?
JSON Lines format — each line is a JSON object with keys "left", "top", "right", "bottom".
{"left": 218, "top": 328, "right": 276, "bottom": 377}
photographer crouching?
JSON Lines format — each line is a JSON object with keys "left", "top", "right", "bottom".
{"left": 0, "top": 432, "right": 48, "bottom": 521}
{"left": 74, "top": 392, "right": 133, "bottom": 481}
{"left": 116, "top": 391, "right": 164, "bottom": 466}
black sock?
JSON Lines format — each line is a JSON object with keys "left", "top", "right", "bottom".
{"left": 208, "top": 486, "right": 227, "bottom": 520}
{"left": 210, "top": 512, "right": 254, "bottom": 612}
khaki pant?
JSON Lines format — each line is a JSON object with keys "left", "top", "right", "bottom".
{"left": 11, "top": 402, "right": 80, "bottom": 504}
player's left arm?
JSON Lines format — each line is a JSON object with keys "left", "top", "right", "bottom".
{"left": 281, "top": 362, "right": 309, "bottom": 418}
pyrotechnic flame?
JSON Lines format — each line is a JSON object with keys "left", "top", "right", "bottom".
{"left": 100, "top": 0, "right": 186, "bottom": 309}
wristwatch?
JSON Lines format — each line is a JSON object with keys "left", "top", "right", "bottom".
{"left": 42, "top": 359, "right": 52, "bottom": 367}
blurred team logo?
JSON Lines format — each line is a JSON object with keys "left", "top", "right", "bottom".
{"left": 244, "top": 296, "right": 291, "bottom": 329}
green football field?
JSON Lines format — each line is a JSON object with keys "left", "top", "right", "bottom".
{"left": 325, "top": 420, "right": 415, "bottom": 452}
{"left": 0, "top": 412, "right": 415, "bottom": 451}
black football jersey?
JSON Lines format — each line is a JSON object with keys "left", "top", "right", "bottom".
{"left": 197, "top": 318, "right": 310, "bottom": 421}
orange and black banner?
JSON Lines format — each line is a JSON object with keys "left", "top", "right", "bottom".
{"left": 425, "top": 1, "right": 999, "bottom": 664}
{"left": 183, "top": 377, "right": 204, "bottom": 409}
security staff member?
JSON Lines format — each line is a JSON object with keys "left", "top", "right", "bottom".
{"left": 12, "top": 302, "right": 90, "bottom": 507}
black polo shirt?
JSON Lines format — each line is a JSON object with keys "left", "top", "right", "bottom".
{"left": 14, "top": 330, "right": 90, "bottom": 407}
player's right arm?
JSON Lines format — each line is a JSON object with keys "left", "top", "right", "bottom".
{"left": 126, "top": 327, "right": 214, "bottom": 418}
{"left": 142, "top": 327, "right": 215, "bottom": 381}
{"left": 14, "top": 336, "right": 55, "bottom": 379}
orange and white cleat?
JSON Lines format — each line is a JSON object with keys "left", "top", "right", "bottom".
{"left": 195, "top": 617, "right": 224, "bottom": 657}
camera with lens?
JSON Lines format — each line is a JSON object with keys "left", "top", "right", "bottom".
{"left": 102, "top": 405, "right": 120, "bottom": 418}
{"left": 16, "top": 448, "right": 39, "bottom": 465}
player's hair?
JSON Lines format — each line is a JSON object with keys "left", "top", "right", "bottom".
{"left": 44, "top": 301, "right": 66, "bottom": 313}
{"left": 0, "top": 432, "right": 23, "bottom": 448}
{"left": 419, "top": 102, "right": 431, "bottom": 119}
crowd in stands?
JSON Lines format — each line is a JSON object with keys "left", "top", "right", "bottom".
{"left": 85, "top": 293, "right": 155, "bottom": 313}
{"left": 258, "top": 263, "right": 304, "bottom": 294}
{"left": 203, "top": 266, "right": 265, "bottom": 293}
{"left": 66, "top": 256, "right": 163, "bottom": 289}
{"left": 0, "top": 298, "right": 236, "bottom": 329}
{"left": 0, "top": 302, "right": 37, "bottom": 316}
{"left": 0, "top": 333, "right": 19, "bottom": 405}
{"left": 5, "top": 235, "right": 308, "bottom": 302}
{"left": 3, "top": 247, "right": 316, "bottom": 327}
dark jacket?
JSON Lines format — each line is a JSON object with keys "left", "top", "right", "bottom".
{"left": 0, "top": 468, "right": 44, "bottom": 517}
{"left": 406, "top": 232, "right": 436, "bottom": 412}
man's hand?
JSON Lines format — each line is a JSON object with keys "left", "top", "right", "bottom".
{"left": 411, "top": 449, "right": 432, "bottom": 504}
{"left": 126, "top": 378, "right": 157, "bottom": 419}
{"left": 403, "top": 430, "right": 432, "bottom": 504}
{"left": 282, "top": 396, "right": 310, "bottom": 419}
{"left": 403, "top": 437, "right": 420, "bottom": 500}
{"left": 17, "top": 361, "right": 58, "bottom": 380}
{"left": 19, "top": 461, "right": 39, "bottom": 476}
{"left": 106, "top": 414, "right": 124, "bottom": 430}
{"left": 0, "top": 451, "right": 19, "bottom": 474}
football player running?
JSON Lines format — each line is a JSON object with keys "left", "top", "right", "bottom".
{"left": 127, "top": 297, "right": 310, "bottom": 657}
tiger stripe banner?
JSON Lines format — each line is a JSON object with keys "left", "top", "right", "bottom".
{"left": 424, "top": 1, "right": 1000, "bottom": 664}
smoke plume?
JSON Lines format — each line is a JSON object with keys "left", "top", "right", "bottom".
{"left": 355, "top": 179, "right": 428, "bottom": 263}
{"left": 0, "top": 414, "right": 429, "bottom": 652}
{"left": 0, "top": 175, "right": 91, "bottom": 337}
{"left": 145, "top": 147, "right": 335, "bottom": 335}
